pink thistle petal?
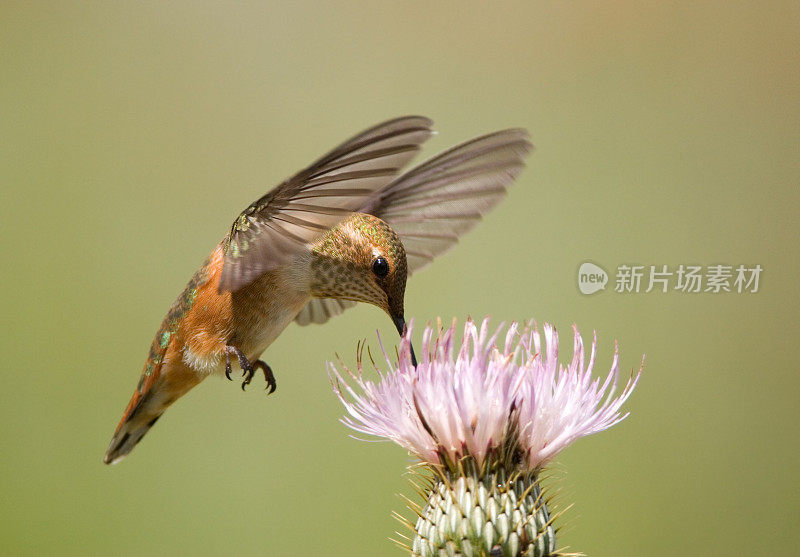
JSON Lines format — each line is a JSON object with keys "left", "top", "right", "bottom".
{"left": 330, "top": 318, "right": 642, "bottom": 472}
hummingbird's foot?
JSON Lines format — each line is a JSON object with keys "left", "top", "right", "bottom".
{"left": 241, "top": 360, "right": 276, "bottom": 394}
{"left": 224, "top": 345, "right": 276, "bottom": 394}
{"left": 254, "top": 360, "right": 276, "bottom": 395}
{"left": 224, "top": 345, "right": 253, "bottom": 384}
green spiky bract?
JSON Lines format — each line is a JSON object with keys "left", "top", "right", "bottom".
{"left": 395, "top": 457, "right": 560, "bottom": 557}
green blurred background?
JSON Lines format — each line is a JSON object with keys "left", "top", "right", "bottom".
{"left": 2, "top": 2, "right": 798, "bottom": 555}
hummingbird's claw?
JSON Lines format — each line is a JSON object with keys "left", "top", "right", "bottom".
{"left": 241, "top": 360, "right": 275, "bottom": 393}
{"left": 225, "top": 344, "right": 253, "bottom": 386}
{"left": 225, "top": 355, "right": 233, "bottom": 381}
{"left": 239, "top": 361, "right": 255, "bottom": 391}
{"left": 254, "top": 360, "right": 277, "bottom": 395}
{"left": 225, "top": 345, "right": 276, "bottom": 394}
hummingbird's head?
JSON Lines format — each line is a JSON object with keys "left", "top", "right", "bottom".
{"left": 310, "top": 213, "right": 416, "bottom": 364}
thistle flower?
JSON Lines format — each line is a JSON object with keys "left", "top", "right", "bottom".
{"left": 331, "top": 318, "right": 642, "bottom": 557}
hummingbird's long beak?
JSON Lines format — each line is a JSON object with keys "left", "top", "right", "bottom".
{"left": 393, "top": 315, "right": 418, "bottom": 367}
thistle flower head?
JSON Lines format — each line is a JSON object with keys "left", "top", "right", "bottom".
{"left": 331, "top": 318, "right": 641, "bottom": 473}
{"left": 331, "top": 317, "right": 642, "bottom": 556}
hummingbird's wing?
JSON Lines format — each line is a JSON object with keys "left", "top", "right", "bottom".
{"left": 293, "top": 128, "right": 532, "bottom": 326}
{"left": 364, "top": 128, "right": 532, "bottom": 273}
{"left": 294, "top": 297, "right": 356, "bottom": 326}
{"left": 219, "top": 116, "right": 434, "bottom": 292}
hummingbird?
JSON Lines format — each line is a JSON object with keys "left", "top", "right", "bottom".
{"left": 103, "top": 116, "right": 532, "bottom": 464}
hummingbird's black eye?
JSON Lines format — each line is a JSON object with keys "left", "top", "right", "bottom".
{"left": 372, "top": 256, "right": 390, "bottom": 278}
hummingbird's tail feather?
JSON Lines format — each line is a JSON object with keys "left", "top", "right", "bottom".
{"left": 104, "top": 357, "right": 202, "bottom": 465}
{"left": 103, "top": 399, "right": 162, "bottom": 465}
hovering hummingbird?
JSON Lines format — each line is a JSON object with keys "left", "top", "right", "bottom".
{"left": 104, "top": 116, "right": 532, "bottom": 464}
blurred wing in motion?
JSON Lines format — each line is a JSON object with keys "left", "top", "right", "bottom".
{"left": 294, "top": 128, "right": 532, "bottom": 326}
{"left": 294, "top": 298, "right": 357, "bottom": 326}
{"left": 219, "top": 116, "right": 434, "bottom": 292}
{"left": 365, "top": 128, "right": 532, "bottom": 273}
